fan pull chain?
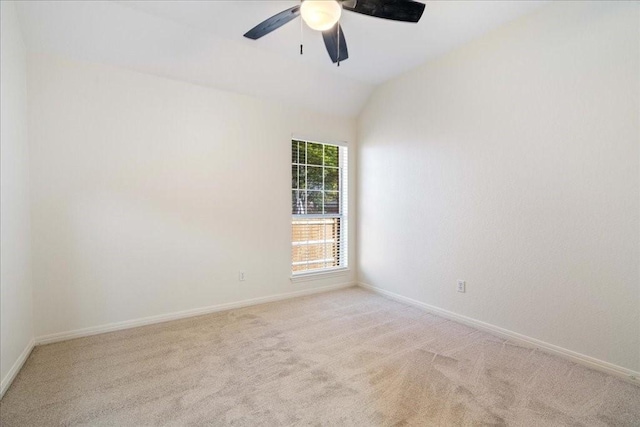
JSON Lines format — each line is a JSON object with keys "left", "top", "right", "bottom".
{"left": 337, "top": 21, "right": 341, "bottom": 67}
{"left": 300, "top": 2, "right": 304, "bottom": 55}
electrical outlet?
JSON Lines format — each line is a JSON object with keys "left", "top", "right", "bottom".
{"left": 239, "top": 271, "right": 245, "bottom": 281}
{"left": 457, "top": 280, "right": 466, "bottom": 293}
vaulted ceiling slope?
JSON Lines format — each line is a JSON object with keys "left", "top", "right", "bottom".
{"left": 16, "top": 1, "right": 547, "bottom": 117}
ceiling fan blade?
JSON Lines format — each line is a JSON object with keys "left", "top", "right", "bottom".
{"left": 322, "top": 24, "right": 349, "bottom": 64}
{"left": 243, "top": 5, "right": 301, "bottom": 40}
{"left": 343, "top": 0, "right": 425, "bottom": 23}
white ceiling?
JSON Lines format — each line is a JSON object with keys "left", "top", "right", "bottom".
{"left": 16, "top": 0, "right": 547, "bottom": 117}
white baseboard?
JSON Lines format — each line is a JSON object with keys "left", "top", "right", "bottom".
{"left": 1, "top": 338, "right": 35, "bottom": 399}
{"left": 36, "top": 282, "right": 355, "bottom": 346}
{"left": 358, "top": 282, "right": 639, "bottom": 384}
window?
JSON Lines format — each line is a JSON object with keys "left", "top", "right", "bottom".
{"left": 291, "top": 139, "right": 347, "bottom": 275}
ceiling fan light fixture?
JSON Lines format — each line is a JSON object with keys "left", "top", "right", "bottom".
{"left": 300, "top": 0, "right": 342, "bottom": 32}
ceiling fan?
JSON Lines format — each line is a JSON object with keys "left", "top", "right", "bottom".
{"left": 243, "top": 0, "right": 426, "bottom": 66}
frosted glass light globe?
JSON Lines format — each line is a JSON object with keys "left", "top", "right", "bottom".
{"left": 301, "top": 0, "right": 342, "bottom": 32}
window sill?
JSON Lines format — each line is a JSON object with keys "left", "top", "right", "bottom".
{"left": 290, "top": 268, "right": 350, "bottom": 283}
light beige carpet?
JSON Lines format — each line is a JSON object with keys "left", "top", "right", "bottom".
{"left": 1, "top": 287, "right": 639, "bottom": 426}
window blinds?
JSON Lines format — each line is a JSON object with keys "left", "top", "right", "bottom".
{"left": 291, "top": 139, "right": 347, "bottom": 274}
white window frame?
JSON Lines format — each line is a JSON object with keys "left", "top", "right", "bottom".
{"left": 290, "top": 136, "right": 349, "bottom": 281}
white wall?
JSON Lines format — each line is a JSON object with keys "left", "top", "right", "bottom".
{"left": 358, "top": 1, "right": 640, "bottom": 372}
{"left": 1, "top": 1, "right": 34, "bottom": 391}
{"left": 28, "top": 54, "right": 356, "bottom": 338}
